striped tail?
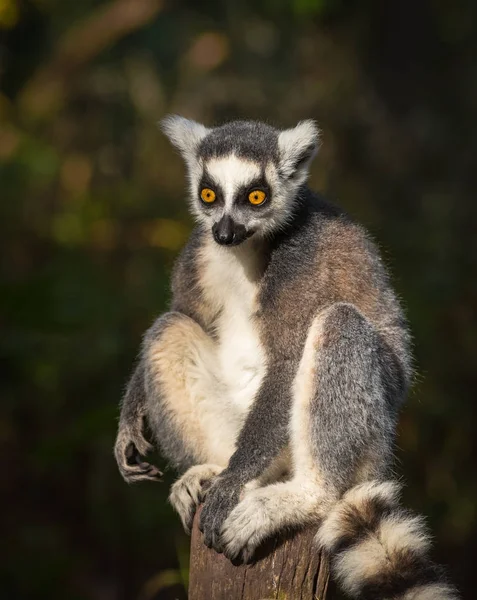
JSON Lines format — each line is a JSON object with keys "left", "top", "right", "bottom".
{"left": 316, "top": 481, "right": 458, "bottom": 600}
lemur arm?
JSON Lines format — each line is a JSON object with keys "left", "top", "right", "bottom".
{"left": 199, "top": 360, "right": 294, "bottom": 550}
{"left": 114, "top": 359, "right": 163, "bottom": 483}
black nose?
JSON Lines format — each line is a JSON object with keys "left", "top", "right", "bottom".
{"left": 213, "top": 215, "right": 236, "bottom": 246}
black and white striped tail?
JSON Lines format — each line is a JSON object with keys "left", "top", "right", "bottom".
{"left": 316, "top": 481, "right": 458, "bottom": 600}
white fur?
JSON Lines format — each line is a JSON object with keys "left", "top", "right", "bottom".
{"left": 160, "top": 115, "right": 209, "bottom": 164}
{"left": 398, "top": 583, "right": 458, "bottom": 600}
{"left": 379, "top": 514, "right": 430, "bottom": 556}
{"left": 161, "top": 115, "right": 210, "bottom": 206}
{"left": 199, "top": 237, "right": 267, "bottom": 414}
{"left": 206, "top": 155, "right": 261, "bottom": 210}
{"left": 291, "top": 310, "right": 331, "bottom": 479}
{"left": 169, "top": 464, "right": 223, "bottom": 533}
{"left": 278, "top": 120, "right": 320, "bottom": 182}
{"left": 343, "top": 479, "right": 401, "bottom": 507}
{"left": 334, "top": 537, "right": 387, "bottom": 597}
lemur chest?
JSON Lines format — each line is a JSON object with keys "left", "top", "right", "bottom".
{"left": 216, "top": 301, "right": 265, "bottom": 411}
{"left": 200, "top": 245, "right": 266, "bottom": 412}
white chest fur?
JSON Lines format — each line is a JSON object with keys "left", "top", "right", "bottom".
{"left": 200, "top": 240, "right": 266, "bottom": 413}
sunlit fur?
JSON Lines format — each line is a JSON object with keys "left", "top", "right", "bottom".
{"left": 160, "top": 115, "right": 210, "bottom": 212}
{"left": 160, "top": 115, "right": 210, "bottom": 170}
{"left": 277, "top": 120, "right": 321, "bottom": 181}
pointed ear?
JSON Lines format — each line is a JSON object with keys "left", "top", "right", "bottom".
{"left": 160, "top": 115, "right": 210, "bottom": 164}
{"left": 278, "top": 120, "right": 320, "bottom": 181}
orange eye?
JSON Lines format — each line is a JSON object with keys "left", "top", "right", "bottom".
{"left": 200, "top": 188, "right": 216, "bottom": 203}
{"left": 248, "top": 190, "right": 266, "bottom": 205}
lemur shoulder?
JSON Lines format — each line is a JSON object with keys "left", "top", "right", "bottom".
{"left": 115, "top": 117, "right": 457, "bottom": 600}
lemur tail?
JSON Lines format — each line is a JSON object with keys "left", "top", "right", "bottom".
{"left": 316, "top": 481, "right": 458, "bottom": 600}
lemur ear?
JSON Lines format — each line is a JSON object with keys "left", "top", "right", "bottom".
{"left": 278, "top": 120, "right": 321, "bottom": 181}
{"left": 160, "top": 115, "right": 210, "bottom": 164}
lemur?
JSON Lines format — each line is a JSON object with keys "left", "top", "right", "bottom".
{"left": 114, "top": 116, "right": 457, "bottom": 600}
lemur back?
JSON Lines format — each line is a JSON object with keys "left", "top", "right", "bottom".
{"left": 114, "top": 117, "right": 458, "bottom": 600}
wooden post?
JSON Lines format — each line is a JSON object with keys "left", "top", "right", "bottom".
{"left": 188, "top": 508, "right": 330, "bottom": 600}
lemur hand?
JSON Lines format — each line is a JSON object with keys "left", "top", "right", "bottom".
{"left": 114, "top": 424, "right": 163, "bottom": 483}
{"left": 199, "top": 472, "right": 241, "bottom": 552}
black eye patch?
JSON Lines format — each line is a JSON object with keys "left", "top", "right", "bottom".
{"left": 234, "top": 176, "right": 271, "bottom": 209}
{"left": 198, "top": 174, "right": 224, "bottom": 207}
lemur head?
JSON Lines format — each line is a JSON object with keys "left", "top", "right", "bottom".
{"left": 161, "top": 116, "right": 320, "bottom": 246}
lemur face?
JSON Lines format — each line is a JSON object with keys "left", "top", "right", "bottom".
{"left": 196, "top": 154, "right": 272, "bottom": 246}
{"left": 161, "top": 117, "right": 320, "bottom": 245}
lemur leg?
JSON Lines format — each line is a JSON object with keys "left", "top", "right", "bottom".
{"left": 144, "top": 313, "right": 244, "bottom": 532}
{"left": 222, "top": 302, "right": 404, "bottom": 562}
{"left": 144, "top": 312, "right": 237, "bottom": 468}
{"left": 115, "top": 312, "right": 237, "bottom": 525}
{"left": 147, "top": 312, "right": 243, "bottom": 527}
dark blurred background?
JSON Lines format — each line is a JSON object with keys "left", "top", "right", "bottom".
{"left": 1, "top": 0, "right": 477, "bottom": 598}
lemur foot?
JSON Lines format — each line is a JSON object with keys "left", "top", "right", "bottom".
{"left": 114, "top": 425, "right": 163, "bottom": 483}
{"left": 221, "top": 482, "right": 325, "bottom": 562}
{"left": 169, "top": 464, "right": 223, "bottom": 534}
{"left": 220, "top": 490, "right": 275, "bottom": 562}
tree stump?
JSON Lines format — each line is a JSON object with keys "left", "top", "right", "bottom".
{"left": 188, "top": 507, "right": 330, "bottom": 600}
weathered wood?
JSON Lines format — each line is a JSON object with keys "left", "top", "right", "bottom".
{"left": 188, "top": 507, "right": 330, "bottom": 600}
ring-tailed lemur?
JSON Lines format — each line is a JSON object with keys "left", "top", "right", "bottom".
{"left": 114, "top": 116, "right": 457, "bottom": 599}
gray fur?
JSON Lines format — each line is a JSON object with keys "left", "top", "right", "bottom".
{"left": 198, "top": 120, "right": 279, "bottom": 164}
{"left": 309, "top": 302, "right": 398, "bottom": 492}
{"left": 114, "top": 117, "right": 456, "bottom": 599}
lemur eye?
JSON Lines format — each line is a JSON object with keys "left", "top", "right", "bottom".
{"left": 200, "top": 188, "right": 216, "bottom": 203}
{"left": 248, "top": 190, "right": 266, "bottom": 205}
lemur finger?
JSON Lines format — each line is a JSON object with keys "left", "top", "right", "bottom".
{"left": 116, "top": 440, "right": 163, "bottom": 483}
{"left": 199, "top": 474, "right": 241, "bottom": 552}
{"left": 200, "top": 507, "right": 225, "bottom": 552}
{"left": 169, "top": 488, "right": 195, "bottom": 533}
{"left": 128, "top": 443, "right": 163, "bottom": 478}
{"left": 199, "top": 506, "right": 218, "bottom": 549}
{"left": 170, "top": 465, "right": 224, "bottom": 533}
{"left": 203, "top": 525, "right": 219, "bottom": 550}
{"left": 170, "top": 480, "right": 202, "bottom": 533}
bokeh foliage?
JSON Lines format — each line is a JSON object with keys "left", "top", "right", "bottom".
{"left": 1, "top": 0, "right": 477, "bottom": 598}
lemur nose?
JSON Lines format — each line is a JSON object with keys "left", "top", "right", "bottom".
{"left": 215, "top": 230, "right": 235, "bottom": 245}
{"left": 213, "top": 216, "right": 235, "bottom": 246}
